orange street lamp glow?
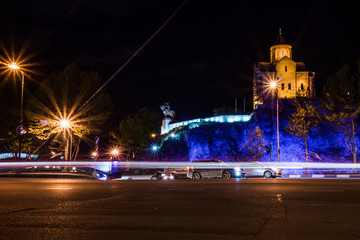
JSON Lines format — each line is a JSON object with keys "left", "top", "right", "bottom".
{"left": 111, "top": 149, "right": 119, "bottom": 156}
{"left": 8, "top": 63, "right": 20, "bottom": 70}
{"left": 59, "top": 119, "right": 70, "bottom": 129}
{"left": 269, "top": 81, "right": 277, "bottom": 89}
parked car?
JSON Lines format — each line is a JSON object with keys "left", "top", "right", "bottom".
{"left": 187, "top": 160, "right": 237, "bottom": 179}
{"left": 164, "top": 168, "right": 188, "bottom": 179}
{"left": 116, "top": 169, "right": 163, "bottom": 180}
{"left": 240, "top": 162, "right": 281, "bottom": 178}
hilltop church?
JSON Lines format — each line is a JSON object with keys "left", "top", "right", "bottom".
{"left": 253, "top": 29, "right": 315, "bottom": 109}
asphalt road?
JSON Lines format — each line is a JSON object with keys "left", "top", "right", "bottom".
{"left": 1, "top": 178, "right": 360, "bottom": 240}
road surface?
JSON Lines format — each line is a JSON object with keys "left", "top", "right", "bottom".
{"left": 0, "top": 178, "right": 360, "bottom": 240}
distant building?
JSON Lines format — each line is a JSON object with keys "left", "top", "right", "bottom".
{"left": 253, "top": 29, "right": 315, "bottom": 109}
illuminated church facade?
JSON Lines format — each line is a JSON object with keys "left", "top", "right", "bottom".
{"left": 253, "top": 29, "right": 315, "bottom": 109}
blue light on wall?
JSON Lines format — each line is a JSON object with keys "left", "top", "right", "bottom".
{"left": 161, "top": 114, "right": 252, "bottom": 134}
{"left": 0, "top": 153, "right": 38, "bottom": 159}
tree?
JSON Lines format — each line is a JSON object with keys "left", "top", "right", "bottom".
{"left": 244, "top": 126, "right": 267, "bottom": 161}
{"left": 110, "top": 107, "right": 161, "bottom": 160}
{"left": 285, "top": 99, "right": 320, "bottom": 173}
{"left": 322, "top": 63, "right": 360, "bottom": 172}
{"left": 26, "top": 63, "right": 113, "bottom": 157}
{"left": 0, "top": 73, "right": 38, "bottom": 158}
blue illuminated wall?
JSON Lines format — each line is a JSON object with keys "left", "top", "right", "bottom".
{"left": 157, "top": 100, "right": 358, "bottom": 167}
{"left": 161, "top": 114, "right": 252, "bottom": 135}
{"left": 0, "top": 153, "right": 38, "bottom": 160}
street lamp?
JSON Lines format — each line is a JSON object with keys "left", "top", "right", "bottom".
{"left": 111, "top": 149, "right": 120, "bottom": 157}
{"left": 8, "top": 62, "right": 26, "bottom": 160}
{"left": 58, "top": 117, "right": 73, "bottom": 161}
{"left": 59, "top": 119, "right": 70, "bottom": 129}
{"left": 110, "top": 147, "right": 121, "bottom": 160}
{"left": 269, "top": 80, "right": 280, "bottom": 163}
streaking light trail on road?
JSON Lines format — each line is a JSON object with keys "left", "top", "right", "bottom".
{"left": 1, "top": 161, "right": 360, "bottom": 170}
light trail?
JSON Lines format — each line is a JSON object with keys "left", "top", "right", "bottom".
{"left": 1, "top": 161, "right": 360, "bottom": 170}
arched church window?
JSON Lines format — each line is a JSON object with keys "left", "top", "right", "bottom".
{"left": 301, "top": 83, "right": 304, "bottom": 90}
{"left": 281, "top": 83, "right": 284, "bottom": 90}
{"left": 288, "top": 83, "right": 291, "bottom": 90}
{"left": 285, "top": 66, "right": 287, "bottom": 72}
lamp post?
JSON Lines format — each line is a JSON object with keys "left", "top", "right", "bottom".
{"left": 110, "top": 148, "right": 120, "bottom": 160}
{"left": 270, "top": 81, "right": 280, "bottom": 163}
{"left": 8, "top": 63, "right": 27, "bottom": 160}
{"left": 59, "top": 118, "right": 72, "bottom": 161}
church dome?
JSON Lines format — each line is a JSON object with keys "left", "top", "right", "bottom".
{"left": 270, "top": 29, "right": 292, "bottom": 63}
{"left": 273, "top": 28, "right": 286, "bottom": 45}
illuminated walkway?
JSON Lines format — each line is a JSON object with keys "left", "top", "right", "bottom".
{"left": 161, "top": 114, "right": 253, "bottom": 134}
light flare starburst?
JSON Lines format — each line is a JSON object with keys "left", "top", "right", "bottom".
{"left": 0, "top": 42, "right": 42, "bottom": 86}
{"left": 261, "top": 73, "right": 281, "bottom": 98}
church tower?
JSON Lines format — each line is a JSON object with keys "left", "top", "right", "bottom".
{"left": 253, "top": 29, "right": 315, "bottom": 109}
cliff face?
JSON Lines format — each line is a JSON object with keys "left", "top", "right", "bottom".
{"left": 158, "top": 100, "right": 356, "bottom": 165}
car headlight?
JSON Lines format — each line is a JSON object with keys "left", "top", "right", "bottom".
{"left": 97, "top": 173, "right": 108, "bottom": 180}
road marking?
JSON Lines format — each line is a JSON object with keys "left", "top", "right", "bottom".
{"left": 312, "top": 174, "right": 325, "bottom": 178}
{"left": 40, "top": 187, "right": 72, "bottom": 190}
{"left": 289, "top": 175, "right": 301, "bottom": 178}
{"left": 167, "top": 189, "right": 204, "bottom": 191}
{"left": 310, "top": 203, "right": 355, "bottom": 207}
{"left": 304, "top": 189, "right": 344, "bottom": 192}
{"left": 337, "top": 175, "right": 350, "bottom": 178}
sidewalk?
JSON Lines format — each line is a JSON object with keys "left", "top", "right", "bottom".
{"left": 281, "top": 174, "right": 360, "bottom": 179}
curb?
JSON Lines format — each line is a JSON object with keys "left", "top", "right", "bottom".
{"left": 282, "top": 174, "right": 360, "bottom": 179}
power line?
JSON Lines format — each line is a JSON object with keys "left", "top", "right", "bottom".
{"left": 77, "top": 0, "right": 188, "bottom": 112}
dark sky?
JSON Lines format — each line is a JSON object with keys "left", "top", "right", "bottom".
{"left": 0, "top": 0, "right": 359, "bottom": 121}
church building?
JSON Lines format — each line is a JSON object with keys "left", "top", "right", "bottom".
{"left": 253, "top": 29, "right": 315, "bottom": 109}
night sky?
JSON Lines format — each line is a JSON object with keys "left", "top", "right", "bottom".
{"left": 0, "top": 0, "right": 358, "bottom": 122}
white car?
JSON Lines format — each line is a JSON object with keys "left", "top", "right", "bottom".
{"left": 117, "top": 169, "right": 162, "bottom": 180}
{"left": 241, "top": 162, "right": 281, "bottom": 178}
{"left": 187, "top": 160, "right": 238, "bottom": 179}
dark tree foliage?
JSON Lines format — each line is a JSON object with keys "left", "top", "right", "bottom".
{"left": 26, "top": 63, "right": 113, "bottom": 155}
{"left": 110, "top": 107, "right": 161, "bottom": 160}
{"left": 322, "top": 61, "right": 360, "bottom": 171}
{"left": 244, "top": 126, "right": 266, "bottom": 161}
{"left": 286, "top": 99, "right": 320, "bottom": 172}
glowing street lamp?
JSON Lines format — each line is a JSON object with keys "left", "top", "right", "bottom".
{"left": 110, "top": 147, "right": 121, "bottom": 161}
{"left": 111, "top": 149, "right": 120, "bottom": 157}
{"left": 59, "top": 119, "right": 70, "bottom": 129}
{"left": 8, "top": 63, "right": 20, "bottom": 70}
{"left": 58, "top": 117, "right": 73, "bottom": 161}
{"left": 8, "top": 62, "right": 26, "bottom": 160}
{"left": 269, "top": 81, "right": 277, "bottom": 89}
{"left": 269, "top": 81, "right": 280, "bottom": 163}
